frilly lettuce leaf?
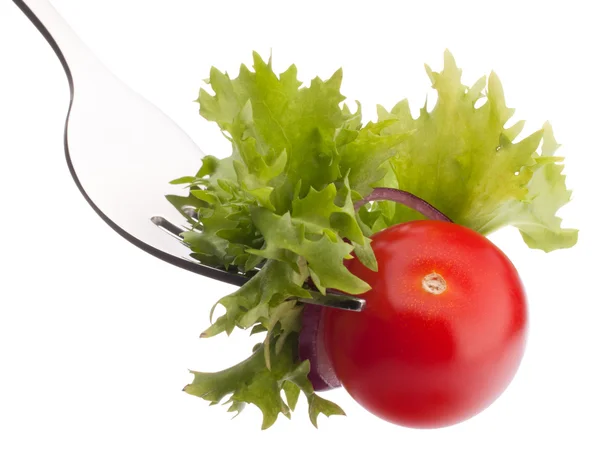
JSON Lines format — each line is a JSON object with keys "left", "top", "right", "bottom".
{"left": 371, "top": 50, "right": 577, "bottom": 251}
{"left": 169, "top": 50, "right": 577, "bottom": 429}
{"left": 184, "top": 333, "right": 344, "bottom": 429}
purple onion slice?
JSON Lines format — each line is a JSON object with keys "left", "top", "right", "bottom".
{"left": 298, "top": 303, "right": 341, "bottom": 391}
{"left": 298, "top": 187, "right": 452, "bottom": 391}
{"left": 354, "top": 187, "right": 452, "bottom": 222}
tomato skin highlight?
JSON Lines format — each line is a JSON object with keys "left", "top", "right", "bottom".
{"left": 323, "top": 220, "right": 528, "bottom": 428}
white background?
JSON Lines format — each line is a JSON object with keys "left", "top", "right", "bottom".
{"left": 1, "top": 1, "right": 598, "bottom": 469}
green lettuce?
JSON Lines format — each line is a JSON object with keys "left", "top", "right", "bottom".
{"left": 370, "top": 50, "right": 577, "bottom": 251}
{"left": 169, "top": 50, "right": 577, "bottom": 429}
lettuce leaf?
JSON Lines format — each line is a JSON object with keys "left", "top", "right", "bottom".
{"left": 371, "top": 50, "right": 577, "bottom": 251}
{"left": 169, "top": 50, "right": 577, "bottom": 429}
{"left": 184, "top": 333, "right": 344, "bottom": 430}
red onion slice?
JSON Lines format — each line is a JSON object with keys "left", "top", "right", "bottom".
{"left": 355, "top": 187, "right": 453, "bottom": 222}
{"left": 298, "top": 303, "right": 341, "bottom": 391}
{"left": 299, "top": 188, "right": 452, "bottom": 391}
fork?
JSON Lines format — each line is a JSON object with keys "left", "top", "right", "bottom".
{"left": 12, "top": 0, "right": 366, "bottom": 312}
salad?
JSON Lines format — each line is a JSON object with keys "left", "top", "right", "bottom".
{"left": 167, "top": 50, "right": 577, "bottom": 429}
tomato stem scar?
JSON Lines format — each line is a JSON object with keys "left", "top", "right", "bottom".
{"left": 422, "top": 272, "right": 447, "bottom": 295}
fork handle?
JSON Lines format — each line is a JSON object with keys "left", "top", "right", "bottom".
{"left": 13, "top": 0, "right": 101, "bottom": 81}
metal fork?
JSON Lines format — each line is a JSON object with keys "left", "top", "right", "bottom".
{"left": 12, "top": 0, "right": 366, "bottom": 312}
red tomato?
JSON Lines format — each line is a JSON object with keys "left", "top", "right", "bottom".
{"left": 323, "top": 220, "right": 527, "bottom": 428}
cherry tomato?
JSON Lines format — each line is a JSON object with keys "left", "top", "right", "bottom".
{"left": 323, "top": 220, "right": 527, "bottom": 428}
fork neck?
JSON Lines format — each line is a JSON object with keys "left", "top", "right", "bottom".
{"left": 13, "top": 0, "right": 102, "bottom": 85}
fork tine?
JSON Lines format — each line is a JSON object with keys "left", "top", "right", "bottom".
{"left": 181, "top": 206, "right": 199, "bottom": 222}
{"left": 150, "top": 215, "right": 187, "bottom": 242}
{"left": 299, "top": 292, "right": 366, "bottom": 311}
{"left": 150, "top": 215, "right": 366, "bottom": 312}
